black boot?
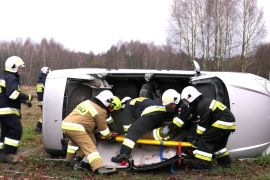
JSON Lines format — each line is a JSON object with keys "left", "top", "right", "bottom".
{"left": 190, "top": 159, "right": 212, "bottom": 170}
{"left": 0, "top": 153, "right": 19, "bottom": 164}
{"left": 216, "top": 155, "right": 232, "bottom": 168}
{"left": 96, "top": 167, "right": 118, "bottom": 175}
{"left": 35, "top": 121, "right": 42, "bottom": 133}
{"left": 111, "top": 153, "right": 130, "bottom": 163}
{"left": 74, "top": 161, "right": 91, "bottom": 171}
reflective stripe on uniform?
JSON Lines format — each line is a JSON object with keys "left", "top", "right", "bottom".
{"left": 196, "top": 125, "right": 206, "bottom": 135}
{"left": 9, "top": 90, "right": 20, "bottom": 100}
{"left": 194, "top": 149, "right": 212, "bottom": 161}
{"left": 0, "top": 108, "right": 20, "bottom": 116}
{"left": 0, "top": 142, "right": 3, "bottom": 149}
{"left": 141, "top": 106, "right": 166, "bottom": 116}
{"left": 61, "top": 122, "right": 85, "bottom": 132}
{"left": 87, "top": 151, "right": 102, "bottom": 163}
{"left": 38, "top": 101, "right": 43, "bottom": 106}
{"left": 36, "top": 83, "right": 44, "bottom": 93}
{"left": 153, "top": 128, "right": 163, "bottom": 140}
{"left": 4, "top": 137, "right": 19, "bottom": 147}
{"left": 214, "top": 148, "right": 229, "bottom": 158}
{"left": 123, "top": 138, "right": 135, "bottom": 149}
{"left": 67, "top": 145, "right": 79, "bottom": 154}
{"left": 0, "top": 79, "right": 6, "bottom": 87}
{"left": 129, "top": 97, "right": 147, "bottom": 105}
{"left": 209, "top": 100, "right": 227, "bottom": 111}
{"left": 106, "top": 116, "right": 114, "bottom": 124}
{"left": 100, "top": 127, "right": 110, "bottom": 136}
{"left": 123, "top": 124, "right": 131, "bottom": 132}
{"left": 173, "top": 117, "right": 184, "bottom": 128}
{"left": 212, "top": 120, "right": 236, "bottom": 130}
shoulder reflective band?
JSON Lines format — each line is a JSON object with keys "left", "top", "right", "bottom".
{"left": 194, "top": 149, "right": 212, "bottom": 161}
{"left": 4, "top": 137, "right": 19, "bottom": 147}
{"left": 123, "top": 124, "right": 131, "bottom": 132}
{"left": 0, "top": 79, "right": 6, "bottom": 87}
{"left": 87, "top": 151, "right": 101, "bottom": 164}
{"left": 0, "top": 142, "right": 3, "bottom": 149}
{"left": 61, "top": 122, "right": 85, "bottom": 132}
{"left": 36, "top": 83, "right": 44, "bottom": 93}
{"left": 130, "top": 97, "right": 147, "bottom": 105}
{"left": 153, "top": 128, "right": 163, "bottom": 140}
{"left": 100, "top": 127, "right": 110, "bottom": 136}
{"left": 214, "top": 148, "right": 229, "bottom": 158}
{"left": 75, "top": 100, "right": 98, "bottom": 117}
{"left": 67, "top": 145, "right": 79, "bottom": 154}
{"left": 9, "top": 90, "right": 20, "bottom": 100}
{"left": 209, "top": 100, "right": 227, "bottom": 111}
{"left": 38, "top": 101, "right": 43, "bottom": 106}
{"left": 123, "top": 138, "right": 135, "bottom": 149}
{"left": 173, "top": 117, "right": 184, "bottom": 128}
{"left": 212, "top": 120, "right": 236, "bottom": 130}
{"left": 106, "top": 116, "right": 114, "bottom": 124}
{"left": 0, "top": 108, "right": 20, "bottom": 116}
{"left": 141, "top": 106, "right": 166, "bottom": 116}
{"left": 196, "top": 125, "right": 206, "bottom": 135}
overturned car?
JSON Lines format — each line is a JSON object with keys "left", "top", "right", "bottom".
{"left": 42, "top": 63, "right": 270, "bottom": 170}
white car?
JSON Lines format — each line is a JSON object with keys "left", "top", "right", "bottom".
{"left": 42, "top": 62, "right": 270, "bottom": 170}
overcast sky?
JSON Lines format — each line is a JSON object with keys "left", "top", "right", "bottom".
{"left": 0, "top": 0, "right": 269, "bottom": 54}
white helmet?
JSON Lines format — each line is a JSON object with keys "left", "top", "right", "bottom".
{"left": 95, "top": 90, "right": 114, "bottom": 107}
{"left": 5, "top": 56, "right": 25, "bottom": 73}
{"left": 181, "top": 86, "right": 202, "bottom": 103}
{"left": 162, "top": 89, "right": 181, "bottom": 105}
{"left": 41, "top": 67, "right": 51, "bottom": 74}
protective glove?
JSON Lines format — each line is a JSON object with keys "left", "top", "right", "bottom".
{"left": 25, "top": 101, "right": 32, "bottom": 107}
{"left": 106, "top": 136, "right": 116, "bottom": 143}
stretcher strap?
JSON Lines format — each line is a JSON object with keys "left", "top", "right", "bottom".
{"left": 177, "top": 144, "right": 182, "bottom": 164}
{"left": 159, "top": 141, "right": 167, "bottom": 161}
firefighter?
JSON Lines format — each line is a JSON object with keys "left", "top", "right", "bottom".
{"left": 180, "top": 86, "right": 236, "bottom": 169}
{"left": 0, "top": 56, "right": 33, "bottom": 163}
{"left": 108, "top": 96, "right": 134, "bottom": 134}
{"left": 35, "top": 66, "right": 51, "bottom": 133}
{"left": 111, "top": 89, "right": 180, "bottom": 163}
{"left": 61, "top": 90, "right": 121, "bottom": 175}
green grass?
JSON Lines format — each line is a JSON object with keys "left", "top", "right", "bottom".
{"left": 2, "top": 86, "right": 270, "bottom": 179}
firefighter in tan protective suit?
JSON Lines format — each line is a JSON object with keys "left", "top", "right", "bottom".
{"left": 61, "top": 90, "right": 121, "bottom": 175}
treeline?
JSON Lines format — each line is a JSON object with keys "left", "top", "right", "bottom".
{"left": 168, "top": 0, "right": 265, "bottom": 72}
{"left": 0, "top": 38, "right": 270, "bottom": 85}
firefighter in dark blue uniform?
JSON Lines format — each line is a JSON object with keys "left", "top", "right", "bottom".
{"left": 0, "top": 56, "right": 32, "bottom": 163}
{"left": 35, "top": 66, "right": 51, "bottom": 133}
{"left": 111, "top": 89, "right": 181, "bottom": 163}
{"left": 180, "top": 86, "right": 236, "bottom": 169}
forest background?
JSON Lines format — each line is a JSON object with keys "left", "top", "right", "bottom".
{"left": 0, "top": 0, "right": 269, "bottom": 85}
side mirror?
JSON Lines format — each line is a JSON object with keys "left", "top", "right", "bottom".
{"left": 192, "top": 60, "right": 201, "bottom": 76}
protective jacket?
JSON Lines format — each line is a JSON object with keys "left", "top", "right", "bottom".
{"left": 118, "top": 97, "right": 175, "bottom": 156}
{"left": 186, "top": 96, "right": 236, "bottom": 169}
{"left": 62, "top": 98, "right": 111, "bottom": 172}
{"left": 189, "top": 96, "right": 236, "bottom": 135}
{"left": 36, "top": 72, "right": 47, "bottom": 106}
{"left": 0, "top": 71, "right": 30, "bottom": 117}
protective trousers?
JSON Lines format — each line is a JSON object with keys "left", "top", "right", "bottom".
{"left": 192, "top": 127, "right": 232, "bottom": 169}
{"left": 0, "top": 115, "right": 22, "bottom": 154}
{"left": 63, "top": 129, "right": 103, "bottom": 172}
{"left": 120, "top": 113, "right": 167, "bottom": 155}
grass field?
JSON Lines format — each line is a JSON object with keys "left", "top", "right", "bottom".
{"left": 1, "top": 86, "right": 270, "bottom": 179}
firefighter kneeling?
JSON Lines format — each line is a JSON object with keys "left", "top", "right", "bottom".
{"left": 62, "top": 90, "right": 121, "bottom": 175}
{"left": 180, "top": 86, "right": 236, "bottom": 170}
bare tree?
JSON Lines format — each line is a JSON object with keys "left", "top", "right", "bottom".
{"left": 239, "top": 0, "right": 265, "bottom": 72}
